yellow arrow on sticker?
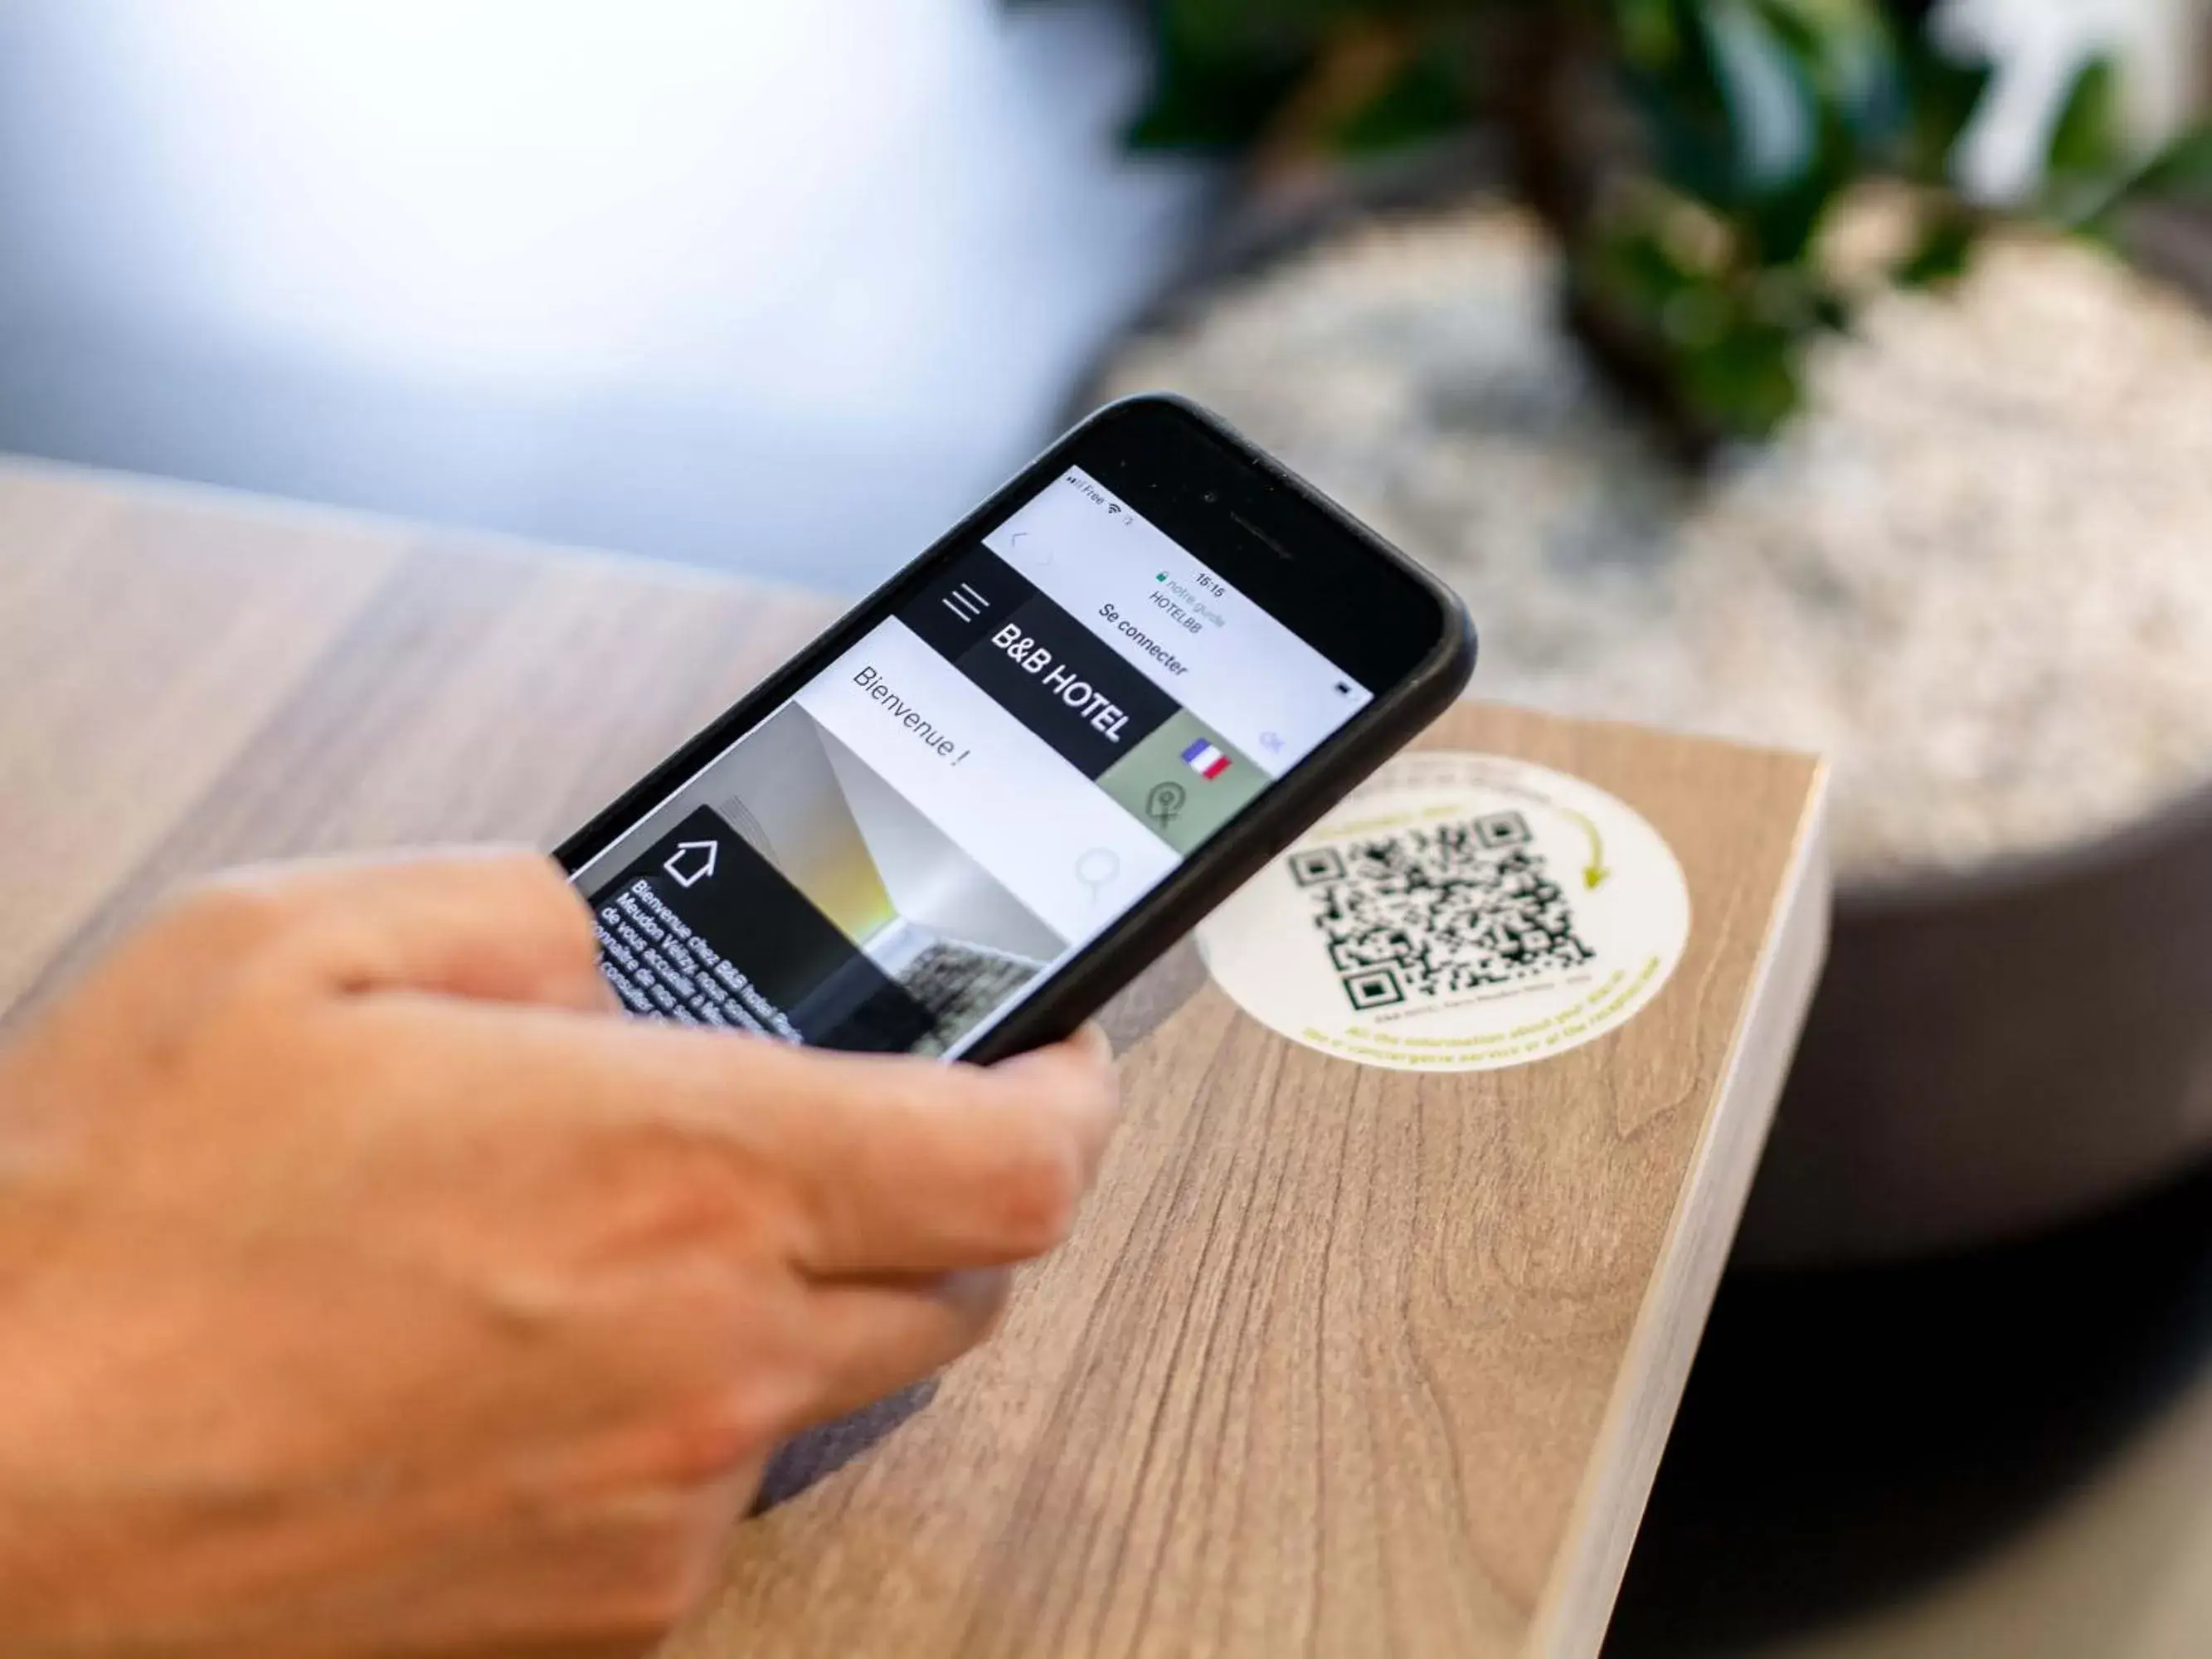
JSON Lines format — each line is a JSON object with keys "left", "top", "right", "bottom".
{"left": 1559, "top": 806, "right": 1610, "bottom": 889}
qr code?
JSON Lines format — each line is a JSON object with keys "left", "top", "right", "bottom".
{"left": 1290, "top": 811, "right": 1596, "bottom": 1011}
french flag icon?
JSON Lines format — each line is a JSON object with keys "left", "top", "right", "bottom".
{"left": 1181, "top": 737, "right": 1232, "bottom": 781}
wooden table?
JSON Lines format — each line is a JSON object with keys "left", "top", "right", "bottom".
{"left": 0, "top": 456, "right": 1830, "bottom": 1657}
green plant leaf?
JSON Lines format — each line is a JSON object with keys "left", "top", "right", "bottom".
{"left": 1718, "top": 301, "right": 1815, "bottom": 430}
{"left": 1893, "top": 202, "right": 1981, "bottom": 288}
{"left": 2117, "top": 122, "right": 2212, "bottom": 205}
{"left": 1896, "top": 30, "right": 1995, "bottom": 181}
{"left": 1747, "top": 122, "right": 1857, "bottom": 262}
{"left": 1757, "top": 0, "right": 1901, "bottom": 145}
{"left": 1618, "top": 2, "right": 1743, "bottom": 211}
{"left": 1700, "top": 0, "right": 1819, "bottom": 188}
{"left": 1126, "top": 52, "right": 1311, "bottom": 150}
{"left": 1330, "top": 37, "right": 1479, "bottom": 154}
{"left": 1111, "top": 0, "right": 1320, "bottom": 151}
{"left": 2040, "top": 54, "right": 2134, "bottom": 225}
{"left": 1022, "top": 0, "right": 2083, "bottom": 453}
{"left": 2044, "top": 54, "right": 2126, "bottom": 182}
{"left": 1614, "top": 0, "right": 1684, "bottom": 71}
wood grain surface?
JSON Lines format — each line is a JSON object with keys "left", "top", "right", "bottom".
{"left": 0, "top": 456, "right": 1830, "bottom": 1657}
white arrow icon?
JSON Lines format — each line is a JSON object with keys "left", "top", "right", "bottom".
{"left": 664, "top": 840, "right": 718, "bottom": 888}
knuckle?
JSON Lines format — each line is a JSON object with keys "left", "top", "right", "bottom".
{"left": 650, "top": 1387, "right": 784, "bottom": 1485}
{"left": 129, "top": 879, "right": 316, "bottom": 1029}
{"left": 98, "top": 878, "right": 328, "bottom": 1091}
{"left": 157, "top": 873, "right": 299, "bottom": 960}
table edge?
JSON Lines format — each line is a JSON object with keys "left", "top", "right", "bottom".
{"left": 1526, "top": 762, "right": 1835, "bottom": 1658}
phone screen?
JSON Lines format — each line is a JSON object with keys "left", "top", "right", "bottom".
{"left": 568, "top": 465, "right": 1378, "bottom": 1058}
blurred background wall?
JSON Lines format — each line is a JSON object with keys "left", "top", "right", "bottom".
{"left": 0, "top": 1, "right": 2197, "bottom": 591}
{"left": 0, "top": 0, "right": 1203, "bottom": 591}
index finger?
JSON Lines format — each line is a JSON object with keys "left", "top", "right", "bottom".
{"left": 705, "top": 1027, "right": 1123, "bottom": 1277}
{"left": 416, "top": 1005, "right": 1122, "bottom": 1276}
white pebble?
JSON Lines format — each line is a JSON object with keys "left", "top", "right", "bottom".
{"left": 1105, "top": 207, "right": 2212, "bottom": 880}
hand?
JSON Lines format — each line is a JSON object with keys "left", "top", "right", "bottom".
{"left": 0, "top": 851, "right": 1118, "bottom": 1658}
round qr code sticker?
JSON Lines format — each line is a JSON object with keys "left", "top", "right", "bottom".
{"left": 1196, "top": 751, "right": 1691, "bottom": 1072}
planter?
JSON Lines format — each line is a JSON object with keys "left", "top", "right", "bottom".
{"left": 1087, "top": 168, "right": 2212, "bottom": 1264}
{"left": 1743, "top": 780, "right": 2212, "bottom": 1264}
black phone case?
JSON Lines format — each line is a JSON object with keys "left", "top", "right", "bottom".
{"left": 555, "top": 395, "right": 1477, "bottom": 1065}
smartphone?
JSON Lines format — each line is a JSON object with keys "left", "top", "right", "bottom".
{"left": 557, "top": 396, "right": 1475, "bottom": 1065}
